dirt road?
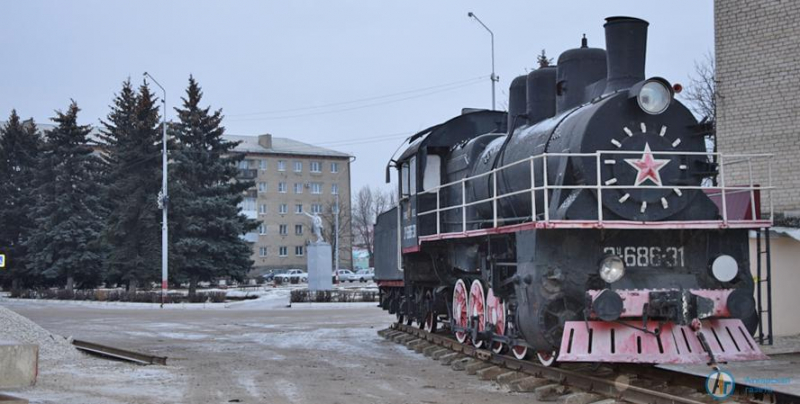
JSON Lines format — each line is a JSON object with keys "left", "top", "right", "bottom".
{"left": 2, "top": 293, "right": 538, "bottom": 404}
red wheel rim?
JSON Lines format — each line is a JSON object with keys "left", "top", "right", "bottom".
{"left": 537, "top": 350, "right": 557, "bottom": 367}
{"left": 469, "top": 280, "right": 486, "bottom": 348}
{"left": 453, "top": 279, "right": 468, "bottom": 343}
{"left": 512, "top": 345, "right": 528, "bottom": 360}
{"left": 486, "top": 288, "right": 506, "bottom": 354}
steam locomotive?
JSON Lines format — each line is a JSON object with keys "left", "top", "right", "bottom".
{"left": 374, "top": 17, "right": 769, "bottom": 366}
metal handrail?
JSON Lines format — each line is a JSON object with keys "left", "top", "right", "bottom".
{"left": 410, "top": 151, "right": 773, "bottom": 236}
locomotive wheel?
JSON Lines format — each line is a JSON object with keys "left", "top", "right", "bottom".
{"left": 511, "top": 345, "right": 528, "bottom": 360}
{"left": 469, "top": 280, "right": 486, "bottom": 349}
{"left": 506, "top": 304, "right": 527, "bottom": 359}
{"left": 452, "top": 279, "right": 469, "bottom": 344}
{"left": 486, "top": 288, "right": 506, "bottom": 354}
{"left": 423, "top": 312, "right": 438, "bottom": 333}
{"left": 536, "top": 350, "right": 558, "bottom": 367}
{"left": 423, "top": 291, "right": 437, "bottom": 333}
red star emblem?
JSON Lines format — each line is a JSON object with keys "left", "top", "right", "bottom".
{"left": 624, "top": 143, "right": 670, "bottom": 186}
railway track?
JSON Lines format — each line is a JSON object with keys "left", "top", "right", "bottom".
{"left": 380, "top": 323, "right": 793, "bottom": 404}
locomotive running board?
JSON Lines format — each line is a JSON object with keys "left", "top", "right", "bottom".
{"left": 558, "top": 319, "right": 768, "bottom": 364}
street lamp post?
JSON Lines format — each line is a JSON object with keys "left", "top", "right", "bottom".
{"left": 468, "top": 12, "right": 499, "bottom": 110}
{"left": 144, "top": 72, "right": 169, "bottom": 308}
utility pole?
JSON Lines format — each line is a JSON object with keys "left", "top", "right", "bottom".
{"left": 144, "top": 72, "right": 168, "bottom": 308}
{"left": 468, "top": 12, "right": 499, "bottom": 110}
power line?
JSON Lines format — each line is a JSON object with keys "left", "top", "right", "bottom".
{"left": 225, "top": 79, "right": 486, "bottom": 122}
{"left": 227, "top": 75, "right": 488, "bottom": 118}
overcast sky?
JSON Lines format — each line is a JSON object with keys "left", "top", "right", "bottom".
{"left": 0, "top": 1, "right": 714, "bottom": 194}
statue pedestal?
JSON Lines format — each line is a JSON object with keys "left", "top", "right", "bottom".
{"left": 307, "top": 242, "right": 333, "bottom": 291}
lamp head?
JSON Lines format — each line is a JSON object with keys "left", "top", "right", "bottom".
{"left": 467, "top": 12, "right": 474, "bottom": 17}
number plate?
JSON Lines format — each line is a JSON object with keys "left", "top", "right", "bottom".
{"left": 603, "top": 246, "right": 685, "bottom": 267}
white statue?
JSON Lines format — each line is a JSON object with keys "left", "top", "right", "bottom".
{"left": 303, "top": 212, "right": 325, "bottom": 243}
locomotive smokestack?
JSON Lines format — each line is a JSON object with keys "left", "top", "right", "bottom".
{"left": 604, "top": 16, "right": 649, "bottom": 92}
{"left": 507, "top": 75, "right": 528, "bottom": 131}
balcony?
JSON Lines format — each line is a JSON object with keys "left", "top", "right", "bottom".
{"left": 237, "top": 169, "right": 258, "bottom": 180}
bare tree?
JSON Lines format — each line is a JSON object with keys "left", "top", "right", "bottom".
{"left": 320, "top": 197, "right": 352, "bottom": 270}
{"left": 682, "top": 52, "right": 717, "bottom": 184}
{"left": 351, "top": 185, "right": 393, "bottom": 267}
{"left": 683, "top": 52, "right": 717, "bottom": 123}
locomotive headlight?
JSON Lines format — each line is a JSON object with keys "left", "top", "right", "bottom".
{"left": 599, "top": 256, "right": 626, "bottom": 283}
{"left": 637, "top": 80, "right": 672, "bottom": 115}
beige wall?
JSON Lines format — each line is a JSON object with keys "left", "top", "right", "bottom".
{"left": 749, "top": 235, "right": 800, "bottom": 337}
{"left": 715, "top": 0, "right": 800, "bottom": 215}
{"left": 239, "top": 154, "right": 352, "bottom": 271}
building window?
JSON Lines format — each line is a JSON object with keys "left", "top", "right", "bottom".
{"left": 259, "top": 160, "right": 267, "bottom": 170}
{"left": 331, "top": 162, "right": 339, "bottom": 173}
{"left": 294, "top": 161, "right": 302, "bottom": 172}
{"left": 294, "top": 183, "right": 303, "bottom": 194}
{"left": 295, "top": 204, "right": 303, "bottom": 214}
{"left": 279, "top": 204, "right": 287, "bottom": 214}
{"left": 295, "top": 224, "right": 303, "bottom": 235}
{"left": 310, "top": 161, "right": 321, "bottom": 173}
{"left": 259, "top": 247, "right": 268, "bottom": 257}
{"left": 331, "top": 183, "right": 339, "bottom": 195}
{"left": 240, "top": 196, "right": 256, "bottom": 212}
{"left": 279, "top": 224, "right": 288, "bottom": 235}
{"left": 259, "top": 204, "right": 267, "bottom": 214}
{"left": 310, "top": 182, "right": 322, "bottom": 194}
{"left": 312, "top": 203, "right": 322, "bottom": 214}
{"left": 295, "top": 246, "right": 304, "bottom": 256}
{"left": 278, "top": 182, "right": 287, "bottom": 193}
{"left": 257, "top": 182, "right": 267, "bottom": 193}
{"left": 278, "top": 160, "right": 286, "bottom": 171}
{"left": 238, "top": 160, "right": 249, "bottom": 170}
{"left": 279, "top": 246, "right": 288, "bottom": 257}
{"left": 258, "top": 224, "right": 267, "bottom": 235}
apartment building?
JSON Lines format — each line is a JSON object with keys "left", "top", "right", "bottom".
{"left": 226, "top": 133, "right": 353, "bottom": 273}
{"left": 715, "top": 0, "right": 800, "bottom": 337}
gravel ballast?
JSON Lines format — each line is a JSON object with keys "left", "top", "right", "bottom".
{"left": 0, "top": 305, "right": 80, "bottom": 362}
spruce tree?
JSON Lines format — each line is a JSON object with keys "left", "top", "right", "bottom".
{"left": 25, "top": 102, "right": 105, "bottom": 290}
{"left": 0, "top": 111, "right": 41, "bottom": 288}
{"left": 170, "top": 77, "right": 257, "bottom": 296}
{"left": 99, "top": 81, "right": 163, "bottom": 291}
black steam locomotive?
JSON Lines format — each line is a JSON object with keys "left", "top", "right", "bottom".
{"left": 374, "top": 17, "right": 769, "bottom": 366}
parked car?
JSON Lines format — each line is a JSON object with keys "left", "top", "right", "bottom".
{"left": 355, "top": 268, "right": 374, "bottom": 283}
{"left": 262, "top": 269, "right": 289, "bottom": 282}
{"left": 334, "top": 269, "right": 359, "bottom": 283}
{"left": 275, "top": 269, "right": 307, "bottom": 283}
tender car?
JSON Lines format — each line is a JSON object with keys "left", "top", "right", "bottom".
{"left": 355, "top": 268, "right": 374, "bottom": 283}
{"left": 334, "top": 269, "right": 359, "bottom": 283}
{"left": 275, "top": 269, "right": 307, "bottom": 283}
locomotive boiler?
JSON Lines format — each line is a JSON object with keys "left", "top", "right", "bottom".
{"left": 374, "top": 16, "right": 771, "bottom": 366}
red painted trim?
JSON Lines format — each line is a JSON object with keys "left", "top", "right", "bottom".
{"left": 417, "top": 219, "right": 772, "bottom": 243}
{"left": 587, "top": 288, "right": 732, "bottom": 319}
{"left": 377, "top": 280, "right": 404, "bottom": 288}
{"left": 402, "top": 245, "right": 421, "bottom": 254}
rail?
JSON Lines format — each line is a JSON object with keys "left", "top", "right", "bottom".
{"left": 383, "top": 323, "right": 794, "bottom": 403}
{"left": 410, "top": 150, "right": 773, "bottom": 239}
